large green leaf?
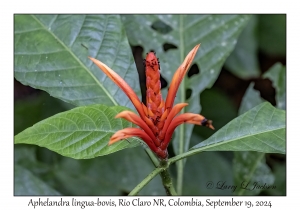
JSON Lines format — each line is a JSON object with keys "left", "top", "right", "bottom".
{"left": 263, "top": 63, "right": 286, "bottom": 110}
{"left": 190, "top": 102, "right": 285, "bottom": 154}
{"left": 225, "top": 15, "right": 260, "bottom": 79}
{"left": 14, "top": 104, "right": 140, "bottom": 159}
{"left": 14, "top": 15, "right": 140, "bottom": 109}
{"left": 15, "top": 164, "right": 60, "bottom": 195}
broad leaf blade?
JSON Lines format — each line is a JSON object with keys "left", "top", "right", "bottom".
{"left": 263, "top": 63, "right": 286, "bottom": 110}
{"left": 15, "top": 164, "right": 60, "bottom": 195}
{"left": 191, "top": 102, "right": 286, "bottom": 154}
{"left": 14, "top": 15, "right": 140, "bottom": 108}
{"left": 14, "top": 104, "right": 139, "bottom": 159}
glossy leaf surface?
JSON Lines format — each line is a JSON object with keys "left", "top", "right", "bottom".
{"left": 190, "top": 102, "right": 285, "bottom": 154}
{"left": 15, "top": 105, "right": 140, "bottom": 159}
{"left": 14, "top": 15, "right": 140, "bottom": 109}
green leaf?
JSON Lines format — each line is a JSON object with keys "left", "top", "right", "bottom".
{"left": 258, "top": 15, "right": 286, "bottom": 56}
{"left": 15, "top": 104, "right": 140, "bottom": 159}
{"left": 14, "top": 15, "right": 140, "bottom": 108}
{"left": 263, "top": 63, "right": 286, "bottom": 110}
{"left": 15, "top": 164, "right": 60, "bottom": 195}
{"left": 53, "top": 147, "right": 165, "bottom": 195}
{"left": 225, "top": 15, "right": 260, "bottom": 79}
{"left": 190, "top": 102, "right": 285, "bottom": 154}
{"left": 233, "top": 152, "right": 274, "bottom": 195}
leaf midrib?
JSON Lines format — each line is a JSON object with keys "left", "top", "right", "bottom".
{"left": 170, "top": 125, "right": 285, "bottom": 164}
{"left": 15, "top": 130, "right": 117, "bottom": 139}
{"left": 177, "top": 14, "right": 186, "bottom": 195}
{"left": 31, "top": 15, "right": 118, "bottom": 106}
{"left": 192, "top": 125, "right": 285, "bottom": 150}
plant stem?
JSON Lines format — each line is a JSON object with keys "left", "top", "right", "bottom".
{"left": 144, "top": 147, "right": 160, "bottom": 167}
{"left": 176, "top": 160, "right": 184, "bottom": 195}
{"left": 129, "top": 167, "right": 163, "bottom": 196}
{"left": 159, "top": 159, "right": 177, "bottom": 195}
{"left": 176, "top": 14, "right": 186, "bottom": 195}
{"left": 129, "top": 158, "right": 177, "bottom": 196}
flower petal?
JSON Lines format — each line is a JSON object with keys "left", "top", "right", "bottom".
{"left": 89, "top": 57, "right": 146, "bottom": 119}
{"left": 115, "top": 111, "right": 160, "bottom": 146}
{"left": 109, "top": 127, "right": 158, "bottom": 154}
{"left": 165, "top": 44, "right": 200, "bottom": 109}
{"left": 161, "top": 113, "right": 214, "bottom": 150}
{"left": 158, "top": 103, "right": 188, "bottom": 140}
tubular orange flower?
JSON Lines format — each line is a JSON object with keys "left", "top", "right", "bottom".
{"left": 89, "top": 44, "right": 214, "bottom": 159}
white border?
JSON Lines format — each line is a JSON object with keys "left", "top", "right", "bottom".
{"left": 4, "top": 0, "right": 298, "bottom": 209}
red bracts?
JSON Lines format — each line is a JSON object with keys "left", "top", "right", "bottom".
{"left": 89, "top": 44, "right": 214, "bottom": 159}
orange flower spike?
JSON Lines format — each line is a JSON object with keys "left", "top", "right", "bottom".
{"left": 165, "top": 44, "right": 200, "bottom": 110}
{"left": 88, "top": 57, "right": 146, "bottom": 120}
{"left": 144, "top": 52, "right": 165, "bottom": 126}
{"left": 89, "top": 44, "right": 214, "bottom": 160}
